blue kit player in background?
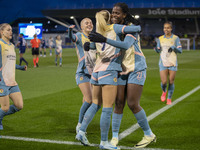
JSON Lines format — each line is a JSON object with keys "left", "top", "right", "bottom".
{"left": 40, "top": 37, "right": 46, "bottom": 57}
{"left": 0, "top": 23, "right": 27, "bottom": 130}
{"left": 67, "top": 18, "right": 96, "bottom": 135}
{"left": 154, "top": 21, "right": 182, "bottom": 105}
{"left": 17, "top": 33, "right": 28, "bottom": 66}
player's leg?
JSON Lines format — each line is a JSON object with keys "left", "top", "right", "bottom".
{"left": 35, "top": 48, "right": 40, "bottom": 67}
{"left": 0, "top": 95, "right": 10, "bottom": 130}
{"left": 76, "top": 82, "right": 92, "bottom": 133}
{"left": 36, "top": 55, "right": 39, "bottom": 67}
{"left": 99, "top": 84, "right": 118, "bottom": 149}
{"left": 32, "top": 48, "right": 37, "bottom": 67}
{"left": 167, "top": 70, "right": 176, "bottom": 105}
{"left": 40, "top": 47, "right": 43, "bottom": 56}
{"left": 76, "top": 85, "right": 102, "bottom": 146}
{"left": 111, "top": 85, "right": 126, "bottom": 146}
{"left": 49, "top": 46, "right": 52, "bottom": 56}
{"left": 127, "top": 83, "right": 156, "bottom": 148}
{"left": 0, "top": 86, "right": 23, "bottom": 130}
{"left": 160, "top": 69, "right": 168, "bottom": 102}
{"left": 44, "top": 48, "right": 46, "bottom": 57}
{"left": 59, "top": 52, "right": 62, "bottom": 67}
{"left": 19, "top": 53, "right": 23, "bottom": 66}
{"left": 55, "top": 54, "right": 58, "bottom": 66}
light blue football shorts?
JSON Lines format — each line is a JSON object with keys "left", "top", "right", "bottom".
{"left": 76, "top": 72, "right": 91, "bottom": 85}
{"left": 118, "top": 69, "right": 146, "bottom": 86}
{"left": 159, "top": 61, "right": 177, "bottom": 71}
{"left": 90, "top": 70, "right": 118, "bottom": 86}
{"left": 55, "top": 49, "right": 62, "bottom": 55}
{"left": 0, "top": 85, "right": 20, "bottom": 96}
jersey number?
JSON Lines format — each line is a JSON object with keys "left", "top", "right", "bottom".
{"left": 101, "top": 43, "right": 106, "bottom": 51}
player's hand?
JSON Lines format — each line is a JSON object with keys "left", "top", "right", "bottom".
{"left": 89, "top": 32, "right": 107, "bottom": 43}
{"left": 168, "top": 46, "right": 176, "bottom": 53}
{"left": 168, "top": 47, "right": 172, "bottom": 53}
{"left": 84, "top": 42, "right": 90, "bottom": 51}
{"left": 69, "top": 25, "right": 75, "bottom": 28}
{"left": 66, "top": 25, "right": 75, "bottom": 32}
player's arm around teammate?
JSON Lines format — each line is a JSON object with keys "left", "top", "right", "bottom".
{"left": 154, "top": 21, "right": 182, "bottom": 105}
{"left": 90, "top": 3, "right": 156, "bottom": 148}
{"left": 0, "top": 23, "right": 27, "bottom": 130}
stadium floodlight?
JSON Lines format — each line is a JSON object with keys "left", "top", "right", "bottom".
{"left": 47, "top": 21, "right": 50, "bottom": 24}
{"left": 30, "top": 21, "right": 32, "bottom": 23}
{"left": 135, "top": 15, "right": 140, "bottom": 19}
{"left": 70, "top": 16, "right": 74, "bottom": 19}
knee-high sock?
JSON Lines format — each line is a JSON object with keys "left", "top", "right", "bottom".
{"left": 80, "top": 103, "right": 101, "bottom": 132}
{"left": 100, "top": 107, "right": 113, "bottom": 141}
{"left": 19, "top": 58, "right": 23, "bottom": 65}
{"left": 134, "top": 109, "right": 153, "bottom": 136}
{"left": 50, "top": 49, "right": 52, "bottom": 54}
{"left": 112, "top": 113, "right": 123, "bottom": 138}
{"left": 33, "top": 58, "right": 36, "bottom": 66}
{"left": 0, "top": 105, "right": 20, "bottom": 122}
{"left": 168, "top": 83, "right": 175, "bottom": 99}
{"left": 78, "top": 101, "right": 91, "bottom": 123}
{"left": 36, "top": 57, "right": 39, "bottom": 63}
{"left": 161, "top": 82, "right": 167, "bottom": 92}
{"left": 21, "top": 57, "right": 28, "bottom": 64}
{"left": 55, "top": 57, "right": 57, "bottom": 63}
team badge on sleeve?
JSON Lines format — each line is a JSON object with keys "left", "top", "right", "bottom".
{"left": 113, "top": 77, "right": 117, "bottom": 82}
{"left": 80, "top": 77, "right": 83, "bottom": 81}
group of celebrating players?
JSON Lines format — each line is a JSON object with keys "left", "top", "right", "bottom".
{"left": 0, "top": 2, "right": 182, "bottom": 150}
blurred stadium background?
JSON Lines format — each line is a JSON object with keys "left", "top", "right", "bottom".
{"left": 0, "top": 0, "right": 200, "bottom": 150}
{"left": 1, "top": 0, "right": 200, "bottom": 50}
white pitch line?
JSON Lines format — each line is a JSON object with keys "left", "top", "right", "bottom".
{"left": 1, "top": 135, "right": 173, "bottom": 150}
{"left": 119, "top": 85, "right": 200, "bottom": 140}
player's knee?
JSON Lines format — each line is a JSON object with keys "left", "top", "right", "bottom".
{"left": 1, "top": 105, "right": 10, "bottom": 112}
{"left": 127, "top": 101, "right": 139, "bottom": 111}
{"left": 115, "top": 99, "right": 125, "bottom": 112}
{"left": 169, "top": 80, "right": 174, "bottom": 84}
{"left": 16, "top": 104, "right": 23, "bottom": 110}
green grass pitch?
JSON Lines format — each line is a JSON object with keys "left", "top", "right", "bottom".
{"left": 0, "top": 48, "right": 200, "bottom": 149}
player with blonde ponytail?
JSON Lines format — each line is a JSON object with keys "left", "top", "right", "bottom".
{"left": 75, "top": 10, "right": 141, "bottom": 149}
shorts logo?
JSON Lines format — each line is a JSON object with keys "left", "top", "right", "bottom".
{"left": 0, "top": 89, "right": 3, "bottom": 93}
{"left": 137, "top": 72, "right": 142, "bottom": 81}
{"left": 113, "top": 77, "right": 117, "bottom": 82}
{"left": 80, "top": 77, "right": 83, "bottom": 81}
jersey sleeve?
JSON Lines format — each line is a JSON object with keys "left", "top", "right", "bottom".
{"left": 113, "top": 24, "right": 141, "bottom": 35}
{"left": 154, "top": 38, "right": 161, "bottom": 53}
{"left": 90, "top": 42, "right": 96, "bottom": 50}
{"left": 106, "top": 34, "right": 136, "bottom": 50}
{"left": 173, "top": 37, "right": 182, "bottom": 53}
{"left": 68, "top": 27, "right": 81, "bottom": 44}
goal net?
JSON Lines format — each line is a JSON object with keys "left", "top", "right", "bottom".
{"left": 180, "top": 38, "right": 190, "bottom": 50}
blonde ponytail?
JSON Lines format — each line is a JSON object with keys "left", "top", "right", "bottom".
{"left": 95, "top": 10, "right": 111, "bottom": 36}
